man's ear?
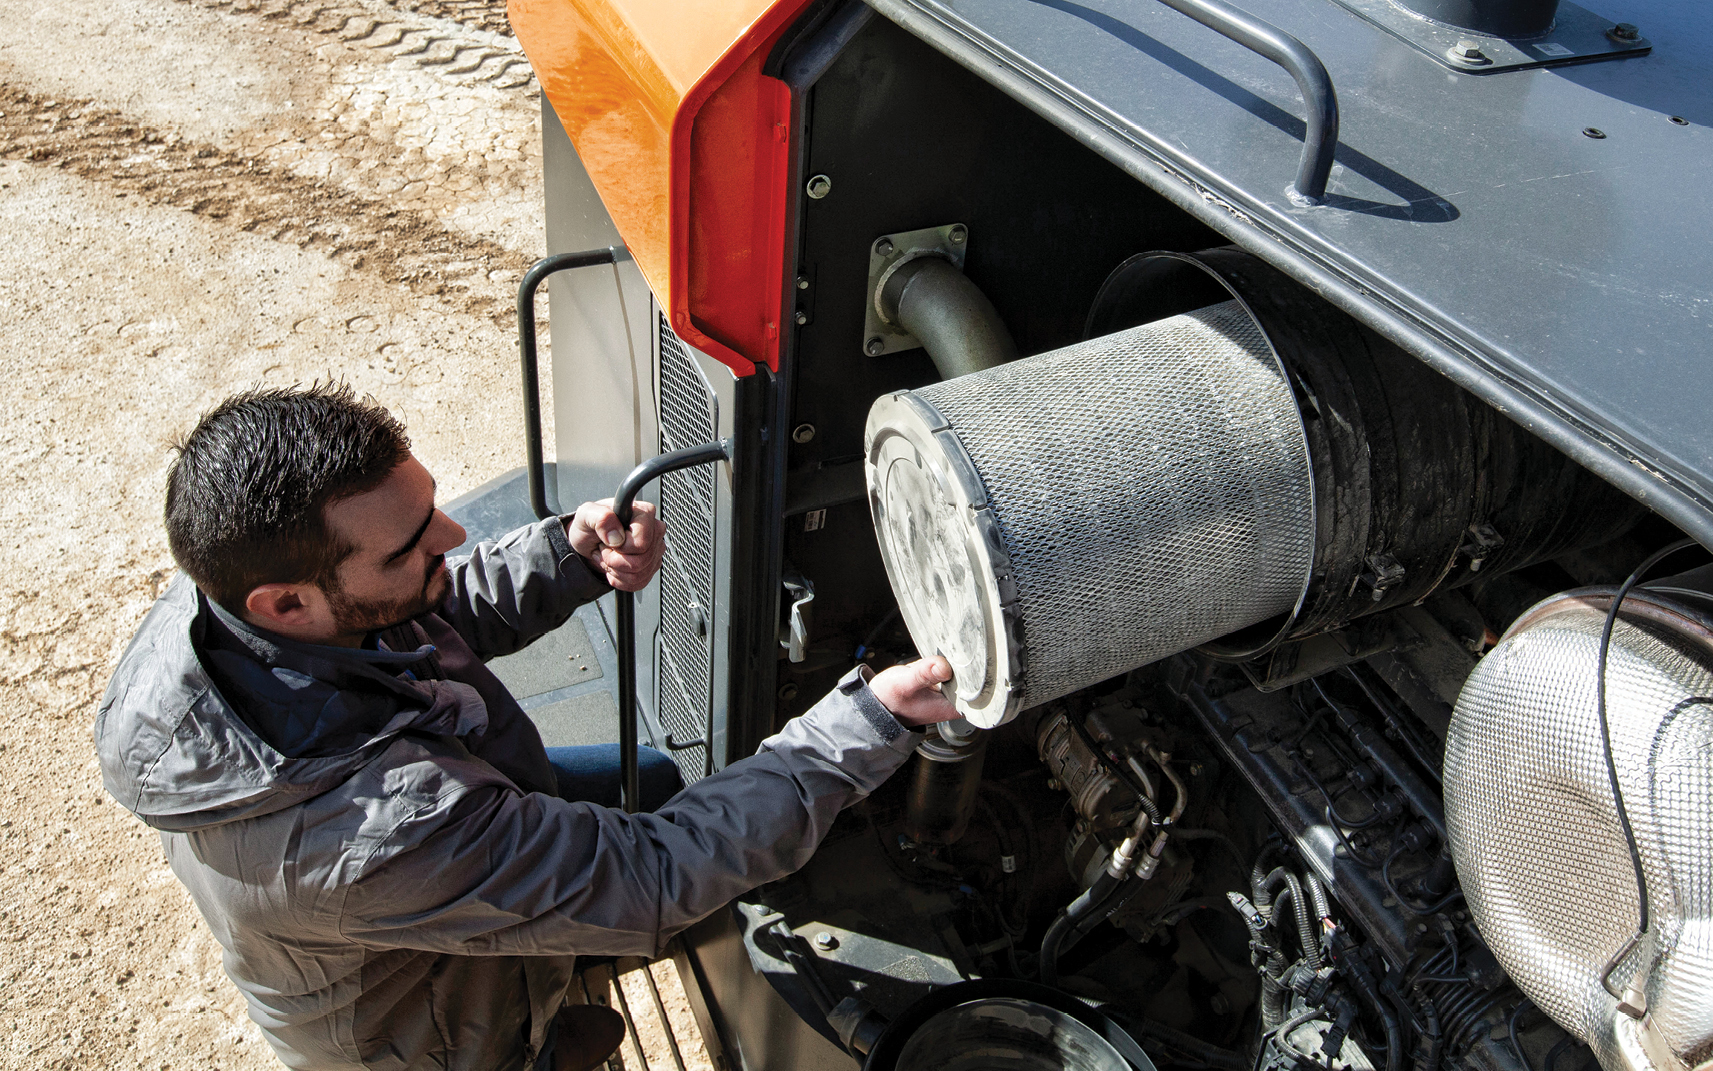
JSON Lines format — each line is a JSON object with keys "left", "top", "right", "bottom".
{"left": 243, "top": 583, "right": 315, "bottom": 629}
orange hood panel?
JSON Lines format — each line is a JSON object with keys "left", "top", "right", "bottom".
{"left": 510, "top": 0, "right": 813, "bottom": 375}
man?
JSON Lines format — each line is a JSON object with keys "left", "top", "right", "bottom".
{"left": 95, "top": 384, "right": 956, "bottom": 1071}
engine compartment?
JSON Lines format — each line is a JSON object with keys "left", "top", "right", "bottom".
{"left": 716, "top": 9, "right": 1713, "bottom": 1071}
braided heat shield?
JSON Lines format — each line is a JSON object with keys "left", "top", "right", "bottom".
{"left": 1447, "top": 592, "right": 1713, "bottom": 1071}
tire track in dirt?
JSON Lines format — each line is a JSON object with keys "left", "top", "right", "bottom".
{"left": 171, "top": 0, "right": 534, "bottom": 90}
{"left": 381, "top": 0, "right": 512, "bottom": 38}
{"left": 0, "top": 84, "right": 532, "bottom": 326}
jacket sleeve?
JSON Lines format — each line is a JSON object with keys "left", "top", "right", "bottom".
{"left": 338, "top": 670, "right": 924, "bottom": 957}
{"left": 438, "top": 516, "right": 609, "bottom": 660}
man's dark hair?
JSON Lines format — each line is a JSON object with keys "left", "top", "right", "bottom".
{"left": 165, "top": 383, "right": 412, "bottom": 610}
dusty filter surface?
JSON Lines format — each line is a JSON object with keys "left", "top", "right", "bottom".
{"left": 865, "top": 300, "right": 1315, "bottom": 727}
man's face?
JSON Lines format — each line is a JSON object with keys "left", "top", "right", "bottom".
{"left": 320, "top": 455, "right": 467, "bottom": 638}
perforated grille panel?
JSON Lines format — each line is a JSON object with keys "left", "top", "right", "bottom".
{"left": 654, "top": 315, "right": 717, "bottom": 782}
{"left": 902, "top": 300, "right": 1316, "bottom": 710}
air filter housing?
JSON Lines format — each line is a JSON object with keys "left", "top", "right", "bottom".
{"left": 865, "top": 246, "right": 1645, "bottom": 726}
{"left": 865, "top": 299, "right": 1315, "bottom": 726}
{"left": 1447, "top": 583, "right": 1713, "bottom": 1071}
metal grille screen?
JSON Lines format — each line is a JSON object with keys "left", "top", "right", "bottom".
{"left": 904, "top": 300, "right": 1316, "bottom": 709}
{"left": 654, "top": 315, "right": 717, "bottom": 782}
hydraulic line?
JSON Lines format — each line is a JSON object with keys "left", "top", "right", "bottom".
{"left": 1038, "top": 869, "right": 1126, "bottom": 986}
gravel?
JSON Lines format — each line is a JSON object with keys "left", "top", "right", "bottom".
{"left": 0, "top": 1, "right": 710, "bottom": 1066}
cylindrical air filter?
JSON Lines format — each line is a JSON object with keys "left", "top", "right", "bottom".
{"left": 865, "top": 299, "right": 1315, "bottom": 726}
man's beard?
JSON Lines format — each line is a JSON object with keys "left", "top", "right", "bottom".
{"left": 326, "top": 556, "right": 451, "bottom": 636}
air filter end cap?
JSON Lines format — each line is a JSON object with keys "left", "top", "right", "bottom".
{"left": 865, "top": 392, "right": 1024, "bottom": 728}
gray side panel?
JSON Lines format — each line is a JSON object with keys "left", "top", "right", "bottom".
{"left": 650, "top": 316, "right": 738, "bottom": 782}
{"left": 866, "top": 0, "right": 1713, "bottom": 548}
{"left": 541, "top": 98, "right": 658, "bottom": 517}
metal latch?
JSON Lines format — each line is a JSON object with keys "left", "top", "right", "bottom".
{"left": 1458, "top": 523, "right": 1505, "bottom": 572}
{"left": 780, "top": 569, "right": 815, "bottom": 663}
{"left": 1358, "top": 552, "right": 1407, "bottom": 602}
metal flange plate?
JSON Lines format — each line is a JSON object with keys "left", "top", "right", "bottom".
{"left": 1328, "top": 0, "right": 1650, "bottom": 73}
{"left": 861, "top": 222, "right": 969, "bottom": 357}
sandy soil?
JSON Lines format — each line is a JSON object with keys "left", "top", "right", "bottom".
{"left": 0, "top": 1, "right": 710, "bottom": 1067}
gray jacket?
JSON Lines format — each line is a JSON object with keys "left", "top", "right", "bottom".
{"left": 94, "top": 518, "right": 924, "bottom": 1070}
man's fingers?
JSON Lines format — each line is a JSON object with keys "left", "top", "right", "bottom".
{"left": 597, "top": 512, "right": 626, "bottom": 548}
{"left": 868, "top": 656, "right": 959, "bottom": 726}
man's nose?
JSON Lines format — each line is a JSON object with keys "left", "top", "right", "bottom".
{"left": 424, "top": 509, "right": 467, "bottom": 555}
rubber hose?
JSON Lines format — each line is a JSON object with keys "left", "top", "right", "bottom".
{"left": 1039, "top": 869, "right": 1125, "bottom": 985}
{"left": 1376, "top": 992, "right": 1404, "bottom": 1071}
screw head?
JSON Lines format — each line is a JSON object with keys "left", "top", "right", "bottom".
{"left": 865, "top": 337, "right": 886, "bottom": 356}
{"left": 791, "top": 423, "right": 816, "bottom": 443}
{"left": 796, "top": 276, "right": 810, "bottom": 290}
{"left": 1609, "top": 22, "right": 1639, "bottom": 41}
{"left": 805, "top": 174, "right": 832, "bottom": 199}
{"left": 873, "top": 237, "right": 895, "bottom": 257}
{"left": 948, "top": 224, "right": 967, "bottom": 245}
{"left": 813, "top": 931, "right": 838, "bottom": 951}
{"left": 1447, "top": 38, "right": 1488, "bottom": 63}
{"left": 778, "top": 681, "right": 799, "bottom": 701}
{"left": 794, "top": 310, "right": 808, "bottom": 326}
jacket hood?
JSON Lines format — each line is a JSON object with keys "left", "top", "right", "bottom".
{"left": 95, "top": 577, "right": 489, "bottom": 832}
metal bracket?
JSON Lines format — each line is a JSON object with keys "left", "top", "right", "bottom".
{"left": 1458, "top": 523, "right": 1506, "bottom": 571}
{"left": 1326, "top": 0, "right": 1649, "bottom": 73}
{"left": 1358, "top": 552, "right": 1407, "bottom": 601}
{"left": 862, "top": 223, "right": 968, "bottom": 357}
{"left": 780, "top": 570, "right": 816, "bottom": 663}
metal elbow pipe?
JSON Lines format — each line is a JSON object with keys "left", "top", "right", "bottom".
{"left": 877, "top": 256, "right": 1018, "bottom": 379}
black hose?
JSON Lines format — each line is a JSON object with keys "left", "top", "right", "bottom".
{"left": 1508, "top": 999, "right": 1536, "bottom": 1071}
{"left": 1039, "top": 869, "right": 1126, "bottom": 986}
{"left": 1595, "top": 538, "right": 1696, "bottom": 968}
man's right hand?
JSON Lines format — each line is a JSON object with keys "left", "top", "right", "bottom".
{"left": 869, "top": 656, "right": 960, "bottom": 727}
{"left": 567, "top": 500, "right": 665, "bottom": 592}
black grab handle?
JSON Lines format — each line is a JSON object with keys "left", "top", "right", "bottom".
{"left": 1153, "top": 0, "right": 1339, "bottom": 205}
{"left": 612, "top": 440, "right": 733, "bottom": 811}
{"left": 517, "top": 247, "right": 627, "bottom": 522}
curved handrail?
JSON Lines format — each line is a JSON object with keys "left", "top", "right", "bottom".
{"left": 1154, "top": 0, "right": 1340, "bottom": 204}
{"left": 612, "top": 440, "right": 733, "bottom": 811}
{"left": 516, "top": 247, "right": 627, "bottom": 521}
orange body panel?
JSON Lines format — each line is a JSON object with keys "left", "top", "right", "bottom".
{"left": 509, "top": 0, "right": 810, "bottom": 375}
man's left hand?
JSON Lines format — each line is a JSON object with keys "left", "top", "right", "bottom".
{"left": 567, "top": 500, "right": 664, "bottom": 592}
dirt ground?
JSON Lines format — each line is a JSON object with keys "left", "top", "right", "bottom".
{"left": 0, "top": 1, "right": 709, "bottom": 1067}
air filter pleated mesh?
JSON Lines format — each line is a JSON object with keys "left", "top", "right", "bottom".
{"left": 868, "top": 300, "right": 1315, "bottom": 724}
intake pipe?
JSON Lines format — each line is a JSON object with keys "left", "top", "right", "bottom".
{"left": 876, "top": 256, "right": 1018, "bottom": 380}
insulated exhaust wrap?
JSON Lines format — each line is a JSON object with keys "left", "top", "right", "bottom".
{"left": 865, "top": 300, "right": 1315, "bottom": 726}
